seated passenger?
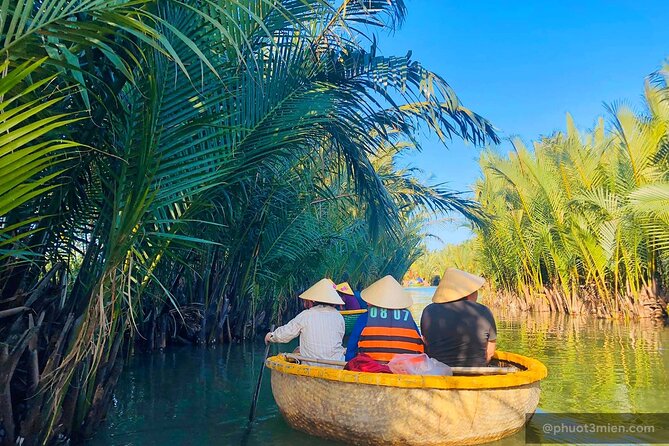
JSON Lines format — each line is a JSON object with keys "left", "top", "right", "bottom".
{"left": 353, "top": 282, "right": 367, "bottom": 309}
{"left": 420, "top": 268, "right": 497, "bottom": 367}
{"left": 265, "top": 279, "right": 346, "bottom": 363}
{"left": 345, "top": 275, "right": 424, "bottom": 362}
{"left": 336, "top": 282, "right": 361, "bottom": 310}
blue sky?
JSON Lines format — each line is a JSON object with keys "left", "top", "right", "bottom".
{"left": 375, "top": 1, "right": 669, "bottom": 249}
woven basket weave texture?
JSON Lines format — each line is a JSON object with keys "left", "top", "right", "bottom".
{"left": 268, "top": 351, "right": 545, "bottom": 445}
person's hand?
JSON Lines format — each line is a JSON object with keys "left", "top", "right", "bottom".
{"left": 264, "top": 332, "right": 273, "bottom": 345}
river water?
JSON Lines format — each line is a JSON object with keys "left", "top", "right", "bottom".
{"left": 90, "top": 288, "right": 669, "bottom": 445}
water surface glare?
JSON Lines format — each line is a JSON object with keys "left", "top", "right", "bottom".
{"left": 90, "top": 288, "right": 669, "bottom": 445}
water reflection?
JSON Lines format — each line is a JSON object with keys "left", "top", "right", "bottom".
{"left": 407, "top": 287, "right": 669, "bottom": 414}
{"left": 90, "top": 288, "right": 669, "bottom": 445}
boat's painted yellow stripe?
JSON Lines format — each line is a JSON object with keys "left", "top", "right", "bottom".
{"left": 339, "top": 309, "right": 367, "bottom": 316}
{"left": 266, "top": 351, "right": 547, "bottom": 390}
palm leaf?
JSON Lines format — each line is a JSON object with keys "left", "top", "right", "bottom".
{"left": 0, "top": 58, "right": 80, "bottom": 255}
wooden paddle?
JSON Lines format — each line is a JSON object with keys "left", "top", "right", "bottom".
{"left": 283, "top": 353, "right": 518, "bottom": 375}
{"left": 248, "top": 324, "right": 275, "bottom": 423}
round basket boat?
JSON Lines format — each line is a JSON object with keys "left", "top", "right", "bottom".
{"left": 339, "top": 309, "right": 367, "bottom": 336}
{"left": 266, "top": 351, "right": 547, "bottom": 446}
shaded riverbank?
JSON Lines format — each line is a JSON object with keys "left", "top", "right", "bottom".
{"left": 90, "top": 288, "right": 669, "bottom": 445}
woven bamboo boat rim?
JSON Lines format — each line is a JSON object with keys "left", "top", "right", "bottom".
{"left": 339, "top": 309, "right": 367, "bottom": 316}
{"left": 266, "top": 351, "right": 547, "bottom": 390}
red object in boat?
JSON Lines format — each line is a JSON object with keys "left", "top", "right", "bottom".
{"left": 344, "top": 353, "right": 393, "bottom": 373}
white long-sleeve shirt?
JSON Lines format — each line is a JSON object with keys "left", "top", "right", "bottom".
{"left": 270, "top": 305, "right": 345, "bottom": 363}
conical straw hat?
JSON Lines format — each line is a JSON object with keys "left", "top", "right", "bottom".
{"left": 361, "top": 275, "right": 413, "bottom": 309}
{"left": 432, "top": 268, "right": 485, "bottom": 303}
{"left": 299, "top": 278, "right": 344, "bottom": 305}
{"left": 335, "top": 282, "right": 354, "bottom": 295}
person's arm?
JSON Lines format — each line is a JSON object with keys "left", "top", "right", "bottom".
{"left": 345, "top": 313, "right": 367, "bottom": 361}
{"left": 265, "top": 311, "right": 305, "bottom": 344}
{"left": 420, "top": 306, "right": 430, "bottom": 348}
{"left": 486, "top": 340, "right": 496, "bottom": 363}
{"left": 485, "top": 309, "right": 497, "bottom": 363}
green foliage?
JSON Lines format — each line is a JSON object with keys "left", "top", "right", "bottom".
{"left": 412, "top": 63, "right": 669, "bottom": 317}
{"left": 409, "top": 239, "right": 479, "bottom": 282}
{"left": 0, "top": 1, "right": 496, "bottom": 442}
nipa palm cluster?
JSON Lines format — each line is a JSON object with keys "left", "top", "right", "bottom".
{"left": 0, "top": 0, "right": 497, "bottom": 443}
{"left": 475, "top": 66, "right": 669, "bottom": 318}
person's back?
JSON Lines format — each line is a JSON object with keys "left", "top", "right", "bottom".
{"left": 336, "top": 282, "right": 361, "bottom": 310}
{"left": 345, "top": 275, "right": 424, "bottom": 362}
{"left": 286, "top": 305, "right": 345, "bottom": 361}
{"left": 421, "top": 268, "right": 497, "bottom": 367}
{"left": 266, "top": 278, "right": 346, "bottom": 364}
{"left": 421, "top": 300, "right": 495, "bottom": 367}
{"left": 357, "top": 306, "right": 423, "bottom": 362}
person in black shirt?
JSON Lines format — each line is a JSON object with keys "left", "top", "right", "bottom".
{"left": 420, "top": 268, "right": 496, "bottom": 367}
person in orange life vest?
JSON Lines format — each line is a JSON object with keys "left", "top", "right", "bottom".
{"left": 265, "top": 278, "right": 346, "bottom": 364}
{"left": 345, "top": 275, "right": 424, "bottom": 362}
{"left": 335, "top": 282, "right": 361, "bottom": 310}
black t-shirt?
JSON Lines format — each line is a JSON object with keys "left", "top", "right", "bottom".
{"left": 420, "top": 300, "right": 497, "bottom": 367}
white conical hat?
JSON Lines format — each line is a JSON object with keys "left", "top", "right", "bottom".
{"left": 299, "top": 278, "right": 344, "bottom": 305}
{"left": 432, "top": 268, "right": 485, "bottom": 303}
{"left": 361, "top": 275, "right": 413, "bottom": 309}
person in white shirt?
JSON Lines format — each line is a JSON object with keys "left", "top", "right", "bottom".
{"left": 264, "top": 278, "right": 346, "bottom": 365}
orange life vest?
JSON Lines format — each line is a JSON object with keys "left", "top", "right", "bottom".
{"left": 357, "top": 307, "right": 424, "bottom": 362}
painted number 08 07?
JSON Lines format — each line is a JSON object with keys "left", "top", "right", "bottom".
{"left": 369, "top": 307, "right": 410, "bottom": 321}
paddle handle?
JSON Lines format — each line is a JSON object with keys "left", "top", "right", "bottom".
{"left": 285, "top": 353, "right": 346, "bottom": 367}
{"left": 249, "top": 324, "right": 275, "bottom": 422}
{"left": 283, "top": 353, "right": 518, "bottom": 375}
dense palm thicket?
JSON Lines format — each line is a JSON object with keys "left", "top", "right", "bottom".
{"left": 0, "top": 0, "right": 497, "bottom": 443}
{"left": 413, "top": 65, "right": 669, "bottom": 319}
{"left": 408, "top": 240, "right": 477, "bottom": 284}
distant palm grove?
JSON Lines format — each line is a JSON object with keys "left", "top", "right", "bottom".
{"left": 0, "top": 0, "right": 500, "bottom": 443}
{"left": 413, "top": 64, "right": 669, "bottom": 319}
